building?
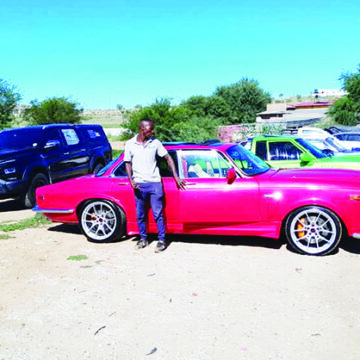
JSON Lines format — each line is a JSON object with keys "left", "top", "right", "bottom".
{"left": 312, "top": 89, "right": 347, "bottom": 97}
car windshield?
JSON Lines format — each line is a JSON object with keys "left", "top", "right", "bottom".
{"left": 324, "top": 137, "right": 348, "bottom": 151}
{"left": 226, "top": 144, "right": 270, "bottom": 175}
{"left": 95, "top": 158, "right": 117, "bottom": 176}
{"left": 296, "top": 138, "right": 328, "bottom": 158}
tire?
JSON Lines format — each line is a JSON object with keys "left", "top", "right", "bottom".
{"left": 285, "top": 206, "right": 342, "bottom": 256}
{"left": 92, "top": 162, "right": 104, "bottom": 174}
{"left": 23, "top": 173, "right": 49, "bottom": 208}
{"left": 79, "top": 200, "right": 126, "bottom": 242}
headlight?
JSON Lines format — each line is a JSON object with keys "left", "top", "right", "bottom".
{"left": 4, "top": 167, "right": 16, "bottom": 175}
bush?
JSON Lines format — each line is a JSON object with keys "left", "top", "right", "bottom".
{"left": 330, "top": 65, "right": 360, "bottom": 125}
{"left": 23, "top": 97, "right": 83, "bottom": 125}
{"left": 328, "top": 97, "right": 358, "bottom": 126}
{"left": 0, "top": 79, "right": 21, "bottom": 129}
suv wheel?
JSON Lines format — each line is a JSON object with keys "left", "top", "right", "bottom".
{"left": 23, "top": 173, "right": 49, "bottom": 208}
{"left": 93, "top": 162, "right": 104, "bottom": 174}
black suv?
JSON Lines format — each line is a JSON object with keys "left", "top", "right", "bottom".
{"left": 0, "top": 124, "right": 112, "bottom": 207}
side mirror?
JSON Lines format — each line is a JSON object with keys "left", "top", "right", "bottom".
{"left": 44, "top": 140, "right": 60, "bottom": 150}
{"left": 300, "top": 152, "right": 312, "bottom": 163}
{"left": 322, "top": 148, "right": 334, "bottom": 156}
{"left": 226, "top": 168, "right": 236, "bottom": 184}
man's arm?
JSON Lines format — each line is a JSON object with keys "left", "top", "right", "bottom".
{"left": 125, "top": 162, "right": 139, "bottom": 190}
{"left": 164, "top": 154, "right": 186, "bottom": 190}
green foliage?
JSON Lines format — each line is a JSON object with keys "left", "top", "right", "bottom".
{"left": 112, "top": 149, "right": 124, "bottom": 158}
{"left": 0, "top": 79, "right": 21, "bottom": 129}
{"left": 23, "top": 97, "right": 83, "bottom": 125}
{"left": 67, "top": 254, "right": 88, "bottom": 261}
{"left": 329, "top": 66, "right": 360, "bottom": 125}
{"left": 341, "top": 65, "right": 360, "bottom": 103}
{"left": 0, "top": 214, "right": 51, "bottom": 232}
{"left": 215, "top": 79, "right": 271, "bottom": 124}
{"left": 328, "top": 97, "right": 358, "bottom": 125}
{"left": 121, "top": 98, "right": 220, "bottom": 142}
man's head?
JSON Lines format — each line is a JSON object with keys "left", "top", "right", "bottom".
{"left": 139, "top": 118, "right": 154, "bottom": 140}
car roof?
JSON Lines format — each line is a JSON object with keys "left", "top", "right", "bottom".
{"left": 164, "top": 142, "right": 235, "bottom": 152}
{"left": 334, "top": 131, "right": 360, "bottom": 135}
{"left": 250, "top": 135, "right": 301, "bottom": 141}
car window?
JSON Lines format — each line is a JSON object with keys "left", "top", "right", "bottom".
{"left": 61, "top": 129, "right": 80, "bottom": 146}
{"left": 348, "top": 134, "right": 360, "bottom": 141}
{"left": 178, "top": 150, "right": 231, "bottom": 179}
{"left": 268, "top": 142, "right": 302, "bottom": 160}
{"left": 335, "top": 134, "right": 346, "bottom": 140}
{"left": 255, "top": 141, "right": 267, "bottom": 160}
{"left": 113, "top": 161, "right": 127, "bottom": 177}
{"left": 111, "top": 151, "right": 178, "bottom": 178}
{"left": 43, "top": 128, "right": 63, "bottom": 146}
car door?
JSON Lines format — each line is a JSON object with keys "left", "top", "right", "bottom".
{"left": 177, "top": 149, "right": 261, "bottom": 234}
{"left": 41, "top": 128, "right": 69, "bottom": 182}
{"left": 110, "top": 152, "right": 181, "bottom": 234}
{"left": 59, "top": 127, "right": 90, "bottom": 177}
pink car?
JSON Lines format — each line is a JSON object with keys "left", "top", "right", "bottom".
{"left": 33, "top": 143, "right": 360, "bottom": 256}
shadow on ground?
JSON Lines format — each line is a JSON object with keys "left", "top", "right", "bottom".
{"left": 47, "top": 224, "right": 284, "bottom": 249}
{"left": 0, "top": 199, "right": 26, "bottom": 212}
{"left": 340, "top": 236, "right": 360, "bottom": 255}
{"left": 45, "top": 225, "right": 360, "bottom": 255}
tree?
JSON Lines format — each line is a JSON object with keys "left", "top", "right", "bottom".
{"left": 329, "top": 66, "right": 360, "bottom": 125}
{"left": 121, "top": 98, "right": 220, "bottom": 142}
{"left": 0, "top": 79, "right": 21, "bottom": 129}
{"left": 328, "top": 97, "right": 358, "bottom": 125}
{"left": 214, "top": 79, "right": 271, "bottom": 124}
{"left": 23, "top": 97, "right": 83, "bottom": 125}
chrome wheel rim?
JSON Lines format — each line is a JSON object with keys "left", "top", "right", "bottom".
{"left": 289, "top": 208, "right": 338, "bottom": 255}
{"left": 81, "top": 201, "right": 117, "bottom": 241}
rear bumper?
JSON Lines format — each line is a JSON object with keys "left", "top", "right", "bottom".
{"left": 32, "top": 205, "right": 74, "bottom": 214}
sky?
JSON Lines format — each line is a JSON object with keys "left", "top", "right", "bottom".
{"left": 1, "top": 0, "right": 359, "bottom": 109}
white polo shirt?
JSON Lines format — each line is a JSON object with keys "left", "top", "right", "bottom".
{"left": 123, "top": 136, "right": 168, "bottom": 183}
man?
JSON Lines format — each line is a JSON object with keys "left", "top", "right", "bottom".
{"left": 124, "top": 118, "right": 185, "bottom": 252}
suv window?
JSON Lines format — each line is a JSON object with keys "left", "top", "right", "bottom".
{"left": 268, "top": 142, "right": 302, "bottom": 160}
{"left": 61, "top": 129, "right": 80, "bottom": 145}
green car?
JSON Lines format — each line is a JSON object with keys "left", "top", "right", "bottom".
{"left": 246, "top": 135, "right": 360, "bottom": 169}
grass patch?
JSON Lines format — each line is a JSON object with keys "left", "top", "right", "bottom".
{"left": 112, "top": 149, "right": 124, "bottom": 158}
{"left": 0, "top": 234, "right": 13, "bottom": 240}
{"left": 67, "top": 255, "right": 88, "bottom": 261}
{"left": 0, "top": 214, "right": 51, "bottom": 232}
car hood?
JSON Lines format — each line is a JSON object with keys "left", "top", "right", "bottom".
{"left": 0, "top": 146, "right": 36, "bottom": 160}
{"left": 330, "top": 153, "right": 360, "bottom": 160}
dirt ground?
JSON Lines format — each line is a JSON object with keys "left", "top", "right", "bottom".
{"left": 1, "top": 198, "right": 360, "bottom": 360}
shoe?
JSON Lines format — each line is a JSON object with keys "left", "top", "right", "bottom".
{"left": 155, "top": 241, "right": 167, "bottom": 253}
{"left": 136, "top": 239, "right": 148, "bottom": 249}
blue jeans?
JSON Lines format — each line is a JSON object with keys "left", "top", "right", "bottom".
{"left": 134, "top": 182, "right": 165, "bottom": 241}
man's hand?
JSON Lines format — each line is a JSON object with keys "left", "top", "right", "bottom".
{"left": 174, "top": 176, "right": 186, "bottom": 190}
{"left": 130, "top": 179, "right": 140, "bottom": 190}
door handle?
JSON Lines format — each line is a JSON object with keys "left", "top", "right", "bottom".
{"left": 185, "top": 182, "right": 197, "bottom": 186}
{"left": 118, "top": 182, "right": 129, "bottom": 186}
